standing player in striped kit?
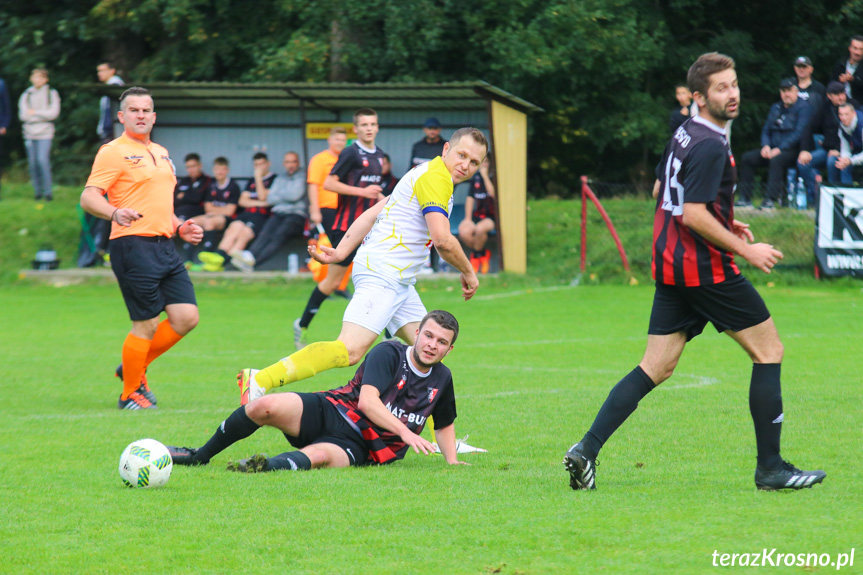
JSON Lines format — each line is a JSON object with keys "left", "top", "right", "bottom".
{"left": 563, "top": 53, "right": 825, "bottom": 492}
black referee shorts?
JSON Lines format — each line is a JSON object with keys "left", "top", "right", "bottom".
{"left": 648, "top": 274, "right": 771, "bottom": 341}
{"left": 327, "top": 228, "right": 360, "bottom": 267}
{"left": 109, "top": 235, "right": 197, "bottom": 321}
{"left": 285, "top": 392, "right": 370, "bottom": 466}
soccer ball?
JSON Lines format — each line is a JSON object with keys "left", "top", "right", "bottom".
{"left": 119, "top": 439, "right": 173, "bottom": 488}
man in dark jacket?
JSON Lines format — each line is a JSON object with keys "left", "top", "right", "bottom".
{"left": 831, "top": 35, "right": 863, "bottom": 102}
{"left": 737, "top": 78, "right": 812, "bottom": 210}
{"left": 797, "top": 81, "right": 859, "bottom": 203}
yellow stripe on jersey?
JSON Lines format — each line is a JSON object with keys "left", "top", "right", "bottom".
{"left": 415, "top": 157, "right": 453, "bottom": 216}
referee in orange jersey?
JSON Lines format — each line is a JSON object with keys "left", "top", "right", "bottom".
{"left": 81, "top": 87, "right": 203, "bottom": 410}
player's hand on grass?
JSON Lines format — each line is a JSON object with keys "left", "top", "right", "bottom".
{"left": 402, "top": 430, "right": 436, "bottom": 455}
{"left": 732, "top": 220, "right": 754, "bottom": 242}
{"left": 744, "top": 242, "right": 783, "bottom": 274}
{"left": 461, "top": 272, "right": 479, "bottom": 301}
{"left": 308, "top": 243, "right": 342, "bottom": 264}
{"left": 178, "top": 220, "right": 204, "bottom": 244}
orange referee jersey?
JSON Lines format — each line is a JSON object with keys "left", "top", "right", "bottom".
{"left": 307, "top": 149, "right": 340, "bottom": 210}
{"left": 86, "top": 132, "right": 177, "bottom": 240}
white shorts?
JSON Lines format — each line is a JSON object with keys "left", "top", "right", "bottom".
{"left": 342, "top": 271, "right": 427, "bottom": 335}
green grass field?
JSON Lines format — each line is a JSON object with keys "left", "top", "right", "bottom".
{"left": 0, "top": 278, "right": 859, "bottom": 574}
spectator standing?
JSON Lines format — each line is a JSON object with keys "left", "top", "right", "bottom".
{"left": 792, "top": 56, "right": 825, "bottom": 111}
{"left": 409, "top": 117, "right": 446, "bottom": 170}
{"left": 828, "top": 103, "right": 863, "bottom": 184}
{"left": 669, "top": 84, "right": 696, "bottom": 133}
{"left": 96, "top": 60, "right": 124, "bottom": 144}
{"left": 79, "top": 86, "right": 203, "bottom": 410}
{"left": 832, "top": 35, "right": 863, "bottom": 101}
{"left": 0, "top": 74, "right": 10, "bottom": 199}
{"left": 19, "top": 68, "right": 60, "bottom": 201}
{"left": 174, "top": 153, "right": 211, "bottom": 221}
{"left": 307, "top": 127, "right": 347, "bottom": 231}
{"left": 796, "top": 81, "right": 857, "bottom": 202}
{"left": 232, "top": 152, "right": 308, "bottom": 272}
{"left": 737, "top": 78, "right": 812, "bottom": 210}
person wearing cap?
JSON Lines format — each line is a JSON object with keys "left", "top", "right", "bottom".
{"left": 737, "top": 78, "right": 812, "bottom": 210}
{"left": 797, "top": 81, "right": 861, "bottom": 204}
{"left": 792, "top": 56, "right": 825, "bottom": 111}
{"left": 831, "top": 35, "right": 863, "bottom": 101}
{"left": 409, "top": 117, "right": 447, "bottom": 170}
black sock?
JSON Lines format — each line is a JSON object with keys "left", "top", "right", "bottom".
{"left": 217, "top": 249, "right": 232, "bottom": 265}
{"left": 582, "top": 366, "right": 655, "bottom": 459}
{"left": 194, "top": 406, "right": 261, "bottom": 464}
{"left": 267, "top": 451, "right": 312, "bottom": 471}
{"left": 300, "top": 287, "right": 328, "bottom": 328}
{"left": 749, "top": 363, "right": 783, "bottom": 469}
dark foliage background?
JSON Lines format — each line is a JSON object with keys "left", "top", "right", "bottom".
{"left": 1, "top": 0, "right": 862, "bottom": 192}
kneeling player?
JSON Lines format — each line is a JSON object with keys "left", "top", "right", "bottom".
{"left": 167, "top": 311, "right": 468, "bottom": 471}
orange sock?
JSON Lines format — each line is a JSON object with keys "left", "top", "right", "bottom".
{"left": 145, "top": 320, "right": 183, "bottom": 367}
{"left": 121, "top": 334, "right": 151, "bottom": 400}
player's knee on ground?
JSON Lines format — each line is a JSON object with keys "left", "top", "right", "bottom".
{"left": 245, "top": 393, "right": 297, "bottom": 426}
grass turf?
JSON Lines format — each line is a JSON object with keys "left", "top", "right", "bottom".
{"left": 0, "top": 279, "right": 858, "bottom": 574}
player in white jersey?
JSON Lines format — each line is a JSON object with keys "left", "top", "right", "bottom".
{"left": 237, "top": 127, "right": 487, "bottom": 406}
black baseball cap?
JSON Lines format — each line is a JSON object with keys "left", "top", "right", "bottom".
{"left": 779, "top": 77, "right": 797, "bottom": 89}
{"left": 827, "top": 81, "right": 846, "bottom": 94}
{"left": 423, "top": 117, "right": 441, "bottom": 128}
{"left": 794, "top": 56, "right": 813, "bottom": 67}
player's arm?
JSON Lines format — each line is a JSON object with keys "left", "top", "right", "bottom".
{"left": 426, "top": 211, "right": 479, "bottom": 300}
{"left": 682, "top": 203, "right": 782, "bottom": 273}
{"left": 307, "top": 183, "right": 322, "bottom": 224}
{"left": 309, "top": 198, "right": 387, "bottom": 264}
{"left": 171, "top": 213, "right": 203, "bottom": 245}
{"left": 433, "top": 423, "right": 466, "bottom": 465}
{"left": 652, "top": 179, "right": 660, "bottom": 199}
{"left": 238, "top": 190, "right": 268, "bottom": 208}
{"left": 479, "top": 164, "right": 495, "bottom": 197}
{"left": 357, "top": 385, "right": 436, "bottom": 455}
{"left": 324, "top": 174, "right": 382, "bottom": 199}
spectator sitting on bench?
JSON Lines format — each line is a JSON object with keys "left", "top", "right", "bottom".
{"left": 231, "top": 152, "right": 308, "bottom": 272}
{"left": 829, "top": 103, "right": 863, "bottom": 184}
{"left": 195, "top": 156, "right": 241, "bottom": 254}
{"left": 199, "top": 152, "right": 275, "bottom": 271}
{"left": 457, "top": 156, "right": 496, "bottom": 273}
{"left": 174, "top": 153, "right": 211, "bottom": 221}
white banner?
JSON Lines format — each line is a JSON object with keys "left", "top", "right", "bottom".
{"left": 816, "top": 185, "right": 863, "bottom": 276}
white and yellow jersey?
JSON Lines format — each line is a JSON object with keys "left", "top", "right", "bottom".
{"left": 355, "top": 157, "right": 454, "bottom": 285}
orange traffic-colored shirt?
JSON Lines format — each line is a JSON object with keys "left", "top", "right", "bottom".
{"left": 86, "top": 132, "right": 177, "bottom": 239}
{"left": 307, "top": 149, "right": 340, "bottom": 210}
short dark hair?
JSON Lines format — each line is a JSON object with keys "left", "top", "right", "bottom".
{"left": 851, "top": 34, "right": 863, "bottom": 44}
{"left": 252, "top": 152, "right": 268, "bottom": 161}
{"left": 687, "top": 52, "right": 735, "bottom": 97}
{"left": 449, "top": 127, "right": 489, "bottom": 152}
{"left": 119, "top": 86, "right": 153, "bottom": 109}
{"left": 382, "top": 153, "right": 391, "bottom": 162}
{"left": 184, "top": 153, "right": 201, "bottom": 163}
{"left": 213, "top": 156, "right": 229, "bottom": 166}
{"left": 419, "top": 310, "right": 459, "bottom": 345}
{"left": 353, "top": 108, "right": 377, "bottom": 124}
{"left": 838, "top": 102, "right": 856, "bottom": 113}
{"left": 99, "top": 60, "right": 115, "bottom": 70}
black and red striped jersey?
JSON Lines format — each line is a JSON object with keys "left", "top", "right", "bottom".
{"left": 330, "top": 142, "right": 385, "bottom": 232}
{"left": 320, "top": 340, "right": 456, "bottom": 463}
{"left": 239, "top": 173, "right": 276, "bottom": 216}
{"left": 653, "top": 116, "right": 740, "bottom": 286}
{"left": 468, "top": 173, "right": 495, "bottom": 220}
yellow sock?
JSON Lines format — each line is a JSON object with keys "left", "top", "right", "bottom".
{"left": 256, "top": 340, "right": 349, "bottom": 391}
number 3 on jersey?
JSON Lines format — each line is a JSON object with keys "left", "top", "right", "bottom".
{"left": 662, "top": 154, "right": 683, "bottom": 216}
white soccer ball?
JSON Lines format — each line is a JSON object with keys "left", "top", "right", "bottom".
{"left": 119, "top": 438, "right": 173, "bottom": 489}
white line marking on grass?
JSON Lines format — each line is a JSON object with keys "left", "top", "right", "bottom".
{"left": 473, "top": 285, "right": 576, "bottom": 301}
